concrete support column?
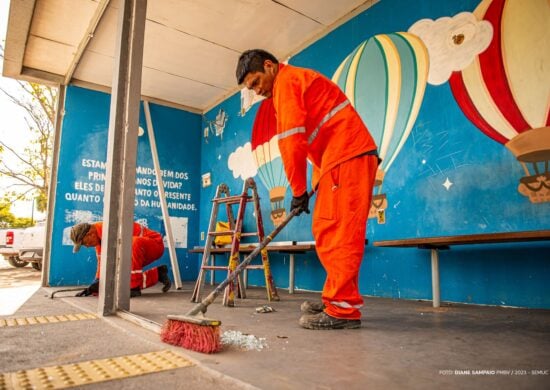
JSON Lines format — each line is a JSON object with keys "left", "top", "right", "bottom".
{"left": 42, "top": 84, "right": 66, "bottom": 287}
{"left": 98, "top": 0, "right": 147, "bottom": 316}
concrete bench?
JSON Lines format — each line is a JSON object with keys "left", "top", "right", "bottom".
{"left": 374, "top": 230, "right": 550, "bottom": 307}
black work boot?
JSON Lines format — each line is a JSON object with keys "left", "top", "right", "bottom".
{"left": 158, "top": 265, "right": 172, "bottom": 293}
{"left": 299, "top": 312, "right": 361, "bottom": 330}
{"left": 301, "top": 300, "right": 325, "bottom": 314}
{"left": 130, "top": 288, "right": 141, "bottom": 298}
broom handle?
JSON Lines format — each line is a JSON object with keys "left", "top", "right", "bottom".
{"left": 187, "top": 191, "right": 315, "bottom": 316}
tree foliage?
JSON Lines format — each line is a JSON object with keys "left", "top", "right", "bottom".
{"left": 0, "top": 74, "right": 57, "bottom": 213}
{"left": 0, "top": 199, "right": 33, "bottom": 228}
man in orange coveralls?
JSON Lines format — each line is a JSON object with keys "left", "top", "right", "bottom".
{"left": 70, "top": 221, "right": 171, "bottom": 297}
{"left": 236, "top": 49, "right": 379, "bottom": 330}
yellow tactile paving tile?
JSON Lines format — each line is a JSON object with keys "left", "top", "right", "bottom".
{"left": 0, "top": 313, "right": 97, "bottom": 327}
{"left": 0, "top": 350, "right": 193, "bottom": 389}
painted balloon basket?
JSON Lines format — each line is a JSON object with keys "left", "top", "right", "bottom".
{"left": 333, "top": 32, "right": 429, "bottom": 221}
{"left": 368, "top": 170, "right": 388, "bottom": 220}
{"left": 506, "top": 127, "right": 550, "bottom": 203}
{"left": 267, "top": 185, "right": 287, "bottom": 224}
{"left": 450, "top": 0, "right": 550, "bottom": 204}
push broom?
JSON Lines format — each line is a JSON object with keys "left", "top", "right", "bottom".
{"left": 160, "top": 193, "right": 313, "bottom": 353}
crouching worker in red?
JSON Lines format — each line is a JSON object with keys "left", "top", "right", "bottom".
{"left": 70, "top": 221, "right": 172, "bottom": 297}
{"left": 237, "top": 49, "right": 379, "bottom": 330}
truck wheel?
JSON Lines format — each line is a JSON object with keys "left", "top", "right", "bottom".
{"left": 31, "top": 262, "right": 42, "bottom": 271}
{"left": 8, "top": 256, "right": 29, "bottom": 268}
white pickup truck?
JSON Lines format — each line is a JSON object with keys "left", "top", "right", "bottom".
{"left": 17, "top": 222, "right": 46, "bottom": 271}
{"left": 0, "top": 222, "right": 45, "bottom": 271}
{"left": 0, "top": 228, "right": 26, "bottom": 267}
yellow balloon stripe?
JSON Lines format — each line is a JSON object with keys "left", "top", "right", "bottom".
{"left": 345, "top": 42, "right": 367, "bottom": 107}
{"left": 473, "top": 0, "right": 492, "bottom": 19}
{"left": 384, "top": 32, "right": 429, "bottom": 171}
{"left": 332, "top": 54, "right": 348, "bottom": 85}
{"left": 501, "top": 0, "right": 550, "bottom": 128}
{"left": 375, "top": 35, "right": 401, "bottom": 161}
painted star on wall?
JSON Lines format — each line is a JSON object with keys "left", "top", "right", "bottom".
{"left": 443, "top": 177, "right": 453, "bottom": 190}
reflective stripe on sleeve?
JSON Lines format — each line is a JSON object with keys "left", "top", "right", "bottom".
{"left": 277, "top": 126, "right": 306, "bottom": 140}
{"left": 308, "top": 100, "right": 350, "bottom": 145}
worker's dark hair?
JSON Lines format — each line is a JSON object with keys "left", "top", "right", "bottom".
{"left": 236, "top": 49, "right": 279, "bottom": 85}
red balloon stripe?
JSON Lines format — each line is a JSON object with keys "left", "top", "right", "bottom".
{"left": 479, "top": 0, "right": 531, "bottom": 133}
{"left": 449, "top": 71, "right": 509, "bottom": 145}
{"left": 251, "top": 98, "right": 277, "bottom": 149}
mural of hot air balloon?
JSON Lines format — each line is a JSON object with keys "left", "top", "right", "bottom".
{"left": 449, "top": 0, "right": 550, "bottom": 203}
{"left": 332, "top": 32, "right": 429, "bottom": 220}
{"left": 251, "top": 98, "right": 289, "bottom": 226}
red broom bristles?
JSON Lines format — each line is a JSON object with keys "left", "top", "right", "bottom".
{"left": 160, "top": 319, "right": 222, "bottom": 354}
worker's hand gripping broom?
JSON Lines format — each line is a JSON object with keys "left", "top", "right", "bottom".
{"left": 160, "top": 192, "right": 313, "bottom": 354}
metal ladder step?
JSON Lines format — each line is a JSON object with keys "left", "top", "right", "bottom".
{"left": 244, "top": 265, "right": 264, "bottom": 270}
{"left": 208, "top": 231, "right": 259, "bottom": 237}
{"left": 202, "top": 265, "right": 264, "bottom": 271}
{"left": 213, "top": 195, "right": 252, "bottom": 204}
{"left": 201, "top": 266, "right": 234, "bottom": 271}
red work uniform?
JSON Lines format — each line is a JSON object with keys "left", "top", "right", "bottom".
{"left": 93, "top": 222, "right": 165, "bottom": 290}
{"left": 272, "top": 63, "right": 378, "bottom": 320}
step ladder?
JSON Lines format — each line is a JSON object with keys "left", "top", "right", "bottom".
{"left": 191, "top": 177, "right": 279, "bottom": 307}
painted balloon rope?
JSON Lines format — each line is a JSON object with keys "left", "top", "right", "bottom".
{"left": 519, "top": 161, "right": 532, "bottom": 177}
{"left": 371, "top": 194, "right": 386, "bottom": 209}
{"left": 520, "top": 176, "right": 550, "bottom": 193}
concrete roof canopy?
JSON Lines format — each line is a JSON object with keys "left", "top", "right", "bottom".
{"left": 3, "top": 0, "right": 376, "bottom": 113}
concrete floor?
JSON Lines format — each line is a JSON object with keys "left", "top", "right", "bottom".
{"left": 2, "top": 261, "right": 549, "bottom": 389}
{"left": 55, "top": 282, "right": 550, "bottom": 390}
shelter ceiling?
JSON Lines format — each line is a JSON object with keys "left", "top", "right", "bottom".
{"left": 4, "top": 0, "right": 376, "bottom": 112}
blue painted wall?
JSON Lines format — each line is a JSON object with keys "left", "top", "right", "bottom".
{"left": 51, "top": 1, "right": 549, "bottom": 308}
{"left": 201, "top": 0, "right": 550, "bottom": 308}
{"left": 50, "top": 86, "right": 202, "bottom": 286}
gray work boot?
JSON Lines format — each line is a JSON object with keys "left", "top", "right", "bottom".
{"left": 299, "top": 311, "right": 361, "bottom": 330}
{"left": 300, "top": 300, "right": 325, "bottom": 314}
{"left": 158, "top": 265, "right": 172, "bottom": 293}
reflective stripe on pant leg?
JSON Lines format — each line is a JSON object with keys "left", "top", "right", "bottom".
{"left": 312, "top": 154, "right": 377, "bottom": 319}
{"left": 143, "top": 268, "right": 159, "bottom": 289}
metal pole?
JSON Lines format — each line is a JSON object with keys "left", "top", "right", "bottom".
{"left": 289, "top": 253, "right": 295, "bottom": 294}
{"left": 143, "top": 100, "right": 183, "bottom": 289}
{"left": 431, "top": 248, "right": 440, "bottom": 308}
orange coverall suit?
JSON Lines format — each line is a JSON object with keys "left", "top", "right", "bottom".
{"left": 93, "top": 222, "right": 165, "bottom": 290}
{"left": 273, "top": 63, "right": 378, "bottom": 320}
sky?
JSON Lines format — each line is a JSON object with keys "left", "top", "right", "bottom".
{"left": 0, "top": 0, "right": 46, "bottom": 220}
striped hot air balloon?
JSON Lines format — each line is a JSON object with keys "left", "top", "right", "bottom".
{"left": 333, "top": 32, "right": 429, "bottom": 219}
{"left": 449, "top": 0, "right": 550, "bottom": 203}
{"left": 251, "top": 98, "right": 289, "bottom": 226}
